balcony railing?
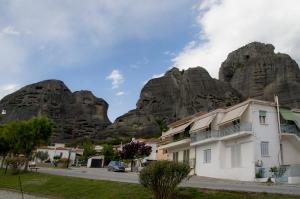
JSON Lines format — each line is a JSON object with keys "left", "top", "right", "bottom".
{"left": 190, "top": 130, "right": 219, "bottom": 143}
{"left": 281, "top": 124, "right": 300, "bottom": 138}
{"left": 191, "top": 122, "right": 252, "bottom": 143}
{"left": 219, "top": 122, "right": 252, "bottom": 137}
{"left": 159, "top": 133, "right": 190, "bottom": 146}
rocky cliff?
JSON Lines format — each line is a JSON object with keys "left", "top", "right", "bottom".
{"left": 1, "top": 42, "right": 300, "bottom": 143}
{"left": 219, "top": 42, "right": 300, "bottom": 107}
{"left": 0, "top": 80, "right": 111, "bottom": 142}
{"left": 105, "top": 42, "right": 300, "bottom": 140}
{"left": 102, "top": 67, "right": 241, "bottom": 140}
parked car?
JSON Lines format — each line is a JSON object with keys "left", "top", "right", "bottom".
{"left": 107, "top": 161, "right": 125, "bottom": 172}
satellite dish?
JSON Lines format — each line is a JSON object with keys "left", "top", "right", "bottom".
{"left": 1, "top": 109, "right": 6, "bottom": 115}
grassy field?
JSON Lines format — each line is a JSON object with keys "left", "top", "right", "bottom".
{"left": 0, "top": 169, "right": 299, "bottom": 199}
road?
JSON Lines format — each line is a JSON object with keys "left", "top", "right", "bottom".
{"left": 38, "top": 167, "right": 300, "bottom": 196}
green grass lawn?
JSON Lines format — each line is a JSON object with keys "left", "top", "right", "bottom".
{"left": 0, "top": 169, "right": 299, "bottom": 199}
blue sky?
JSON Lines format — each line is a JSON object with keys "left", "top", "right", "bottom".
{"left": 0, "top": 0, "right": 300, "bottom": 122}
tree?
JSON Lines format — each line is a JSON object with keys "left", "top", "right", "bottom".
{"left": 139, "top": 161, "right": 191, "bottom": 199}
{"left": 101, "top": 144, "right": 118, "bottom": 165}
{"left": 120, "top": 141, "right": 152, "bottom": 171}
{"left": 156, "top": 119, "right": 169, "bottom": 133}
{"left": 1, "top": 116, "right": 53, "bottom": 171}
{"left": 81, "top": 140, "right": 96, "bottom": 163}
{"left": 0, "top": 126, "right": 10, "bottom": 169}
{"left": 16, "top": 116, "right": 54, "bottom": 171}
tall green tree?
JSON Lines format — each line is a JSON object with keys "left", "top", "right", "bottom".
{"left": 101, "top": 144, "right": 118, "bottom": 165}
{"left": 81, "top": 140, "right": 96, "bottom": 163}
{"left": 0, "top": 126, "right": 10, "bottom": 169}
{"left": 2, "top": 116, "right": 53, "bottom": 171}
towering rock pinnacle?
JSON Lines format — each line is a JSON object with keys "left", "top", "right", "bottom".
{"left": 0, "top": 80, "right": 111, "bottom": 142}
{"left": 219, "top": 42, "right": 300, "bottom": 107}
{"left": 102, "top": 67, "right": 241, "bottom": 140}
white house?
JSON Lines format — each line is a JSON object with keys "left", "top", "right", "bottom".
{"left": 158, "top": 114, "right": 203, "bottom": 173}
{"left": 36, "top": 143, "right": 77, "bottom": 165}
{"left": 158, "top": 99, "right": 300, "bottom": 183}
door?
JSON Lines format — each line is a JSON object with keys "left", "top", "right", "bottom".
{"left": 91, "top": 159, "right": 102, "bottom": 168}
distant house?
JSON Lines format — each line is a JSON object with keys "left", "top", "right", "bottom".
{"left": 158, "top": 99, "right": 300, "bottom": 184}
{"left": 36, "top": 143, "right": 78, "bottom": 165}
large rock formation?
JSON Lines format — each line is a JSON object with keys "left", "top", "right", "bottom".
{"left": 1, "top": 42, "right": 300, "bottom": 142}
{"left": 103, "top": 67, "right": 241, "bottom": 139}
{"left": 0, "top": 80, "right": 111, "bottom": 142}
{"left": 219, "top": 42, "right": 300, "bottom": 108}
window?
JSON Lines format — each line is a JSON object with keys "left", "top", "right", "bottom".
{"left": 204, "top": 149, "right": 211, "bottom": 163}
{"left": 261, "top": 142, "right": 269, "bottom": 157}
{"left": 183, "top": 150, "right": 190, "bottom": 164}
{"left": 259, "top": 110, "right": 267, "bottom": 124}
{"left": 231, "top": 144, "right": 241, "bottom": 168}
{"left": 173, "top": 152, "right": 178, "bottom": 162}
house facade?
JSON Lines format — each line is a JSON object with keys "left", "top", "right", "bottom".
{"left": 158, "top": 99, "right": 300, "bottom": 183}
{"left": 36, "top": 143, "right": 77, "bottom": 165}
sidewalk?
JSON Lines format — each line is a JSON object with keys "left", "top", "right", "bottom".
{"left": 0, "top": 189, "right": 50, "bottom": 199}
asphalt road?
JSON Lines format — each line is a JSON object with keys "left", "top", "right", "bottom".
{"left": 38, "top": 167, "right": 300, "bottom": 196}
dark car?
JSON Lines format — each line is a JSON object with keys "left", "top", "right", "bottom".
{"left": 107, "top": 161, "right": 125, "bottom": 172}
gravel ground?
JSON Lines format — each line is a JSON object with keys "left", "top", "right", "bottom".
{"left": 0, "top": 189, "right": 50, "bottom": 199}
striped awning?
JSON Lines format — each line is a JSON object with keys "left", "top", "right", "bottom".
{"left": 190, "top": 114, "right": 216, "bottom": 133}
{"left": 162, "top": 122, "right": 192, "bottom": 138}
{"left": 219, "top": 104, "right": 248, "bottom": 125}
{"left": 280, "top": 108, "right": 300, "bottom": 129}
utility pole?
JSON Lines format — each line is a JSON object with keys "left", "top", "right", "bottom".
{"left": 275, "top": 95, "right": 283, "bottom": 165}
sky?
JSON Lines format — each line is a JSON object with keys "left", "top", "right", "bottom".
{"left": 0, "top": 0, "right": 300, "bottom": 122}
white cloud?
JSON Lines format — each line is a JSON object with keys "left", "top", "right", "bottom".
{"left": 116, "top": 91, "right": 125, "bottom": 96}
{"left": 152, "top": 73, "right": 164, "bottom": 79}
{"left": 1, "top": 26, "right": 20, "bottom": 36}
{"left": 106, "top": 69, "right": 124, "bottom": 89}
{"left": 0, "top": 84, "right": 20, "bottom": 99}
{"left": 173, "top": 0, "right": 300, "bottom": 78}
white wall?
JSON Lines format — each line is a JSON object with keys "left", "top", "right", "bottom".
{"left": 145, "top": 143, "right": 157, "bottom": 161}
{"left": 281, "top": 138, "right": 300, "bottom": 165}
{"left": 195, "top": 136, "right": 255, "bottom": 181}
{"left": 251, "top": 104, "right": 281, "bottom": 168}
{"left": 37, "top": 149, "right": 76, "bottom": 164}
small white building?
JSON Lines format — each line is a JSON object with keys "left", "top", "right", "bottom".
{"left": 37, "top": 143, "right": 77, "bottom": 165}
{"left": 158, "top": 99, "right": 300, "bottom": 183}
{"left": 87, "top": 155, "right": 105, "bottom": 168}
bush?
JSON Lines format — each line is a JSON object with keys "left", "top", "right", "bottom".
{"left": 36, "top": 151, "right": 49, "bottom": 162}
{"left": 139, "top": 160, "right": 191, "bottom": 199}
{"left": 6, "top": 156, "right": 27, "bottom": 174}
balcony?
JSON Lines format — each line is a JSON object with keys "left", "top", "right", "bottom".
{"left": 159, "top": 131, "right": 190, "bottom": 149}
{"left": 219, "top": 122, "right": 252, "bottom": 139}
{"left": 281, "top": 124, "right": 300, "bottom": 139}
{"left": 191, "top": 122, "right": 252, "bottom": 145}
{"left": 190, "top": 130, "right": 219, "bottom": 145}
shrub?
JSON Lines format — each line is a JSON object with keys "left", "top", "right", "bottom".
{"left": 139, "top": 160, "right": 191, "bottom": 199}
{"left": 35, "top": 151, "right": 49, "bottom": 162}
{"left": 6, "top": 156, "right": 27, "bottom": 174}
